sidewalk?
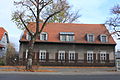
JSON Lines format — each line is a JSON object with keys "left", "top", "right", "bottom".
{"left": 0, "top": 66, "right": 117, "bottom": 73}
{"left": 0, "top": 71, "right": 120, "bottom": 75}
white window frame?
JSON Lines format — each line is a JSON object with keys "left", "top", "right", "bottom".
{"left": 39, "top": 50, "right": 46, "bottom": 60}
{"left": 40, "top": 32, "right": 48, "bottom": 41}
{"left": 100, "top": 51, "right": 106, "bottom": 62}
{"left": 87, "top": 51, "right": 93, "bottom": 63}
{"left": 60, "top": 32, "right": 75, "bottom": 41}
{"left": 60, "top": 35, "right": 74, "bottom": 41}
{"left": 26, "top": 33, "right": 31, "bottom": 40}
{"left": 69, "top": 51, "right": 75, "bottom": 60}
{"left": 58, "top": 51, "right": 65, "bottom": 60}
{"left": 100, "top": 34, "right": 108, "bottom": 43}
{"left": 87, "top": 34, "right": 94, "bottom": 42}
{"left": 26, "top": 49, "right": 28, "bottom": 59}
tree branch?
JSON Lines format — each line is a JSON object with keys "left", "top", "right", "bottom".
{"left": 39, "top": 0, "right": 53, "bottom": 13}
{"left": 22, "top": 3, "right": 37, "bottom": 19}
{"left": 19, "top": 14, "right": 32, "bottom": 36}
{"left": 30, "top": 0, "right": 37, "bottom": 7}
{"left": 39, "top": 9, "right": 64, "bottom": 34}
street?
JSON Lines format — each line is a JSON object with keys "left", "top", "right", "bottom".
{"left": 0, "top": 73, "right": 120, "bottom": 80}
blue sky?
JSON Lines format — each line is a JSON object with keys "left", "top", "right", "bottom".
{"left": 0, "top": 0, "right": 120, "bottom": 51}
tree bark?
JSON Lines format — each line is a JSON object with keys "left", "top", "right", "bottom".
{"left": 26, "top": 38, "right": 35, "bottom": 70}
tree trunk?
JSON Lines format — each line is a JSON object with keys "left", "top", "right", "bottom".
{"left": 26, "top": 38, "right": 35, "bottom": 70}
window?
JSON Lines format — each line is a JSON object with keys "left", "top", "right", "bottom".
{"left": 69, "top": 51, "right": 75, "bottom": 60}
{"left": 100, "top": 51, "right": 106, "bottom": 62}
{"left": 87, "top": 34, "right": 94, "bottom": 42}
{"left": 100, "top": 34, "right": 108, "bottom": 42}
{"left": 26, "top": 33, "right": 31, "bottom": 40}
{"left": 39, "top": 50, "right": 46, "bottom": 60}
{"left": 40, "top": 32, "right": 48, "bottom": 40}
{"left": 26, "top": 49, "right": 28, "bottom": 59}
{"left": 87, "top": 51, "right": 93, "bottom": 63}
{"left": 26, "top": 32, "right": 34, "bottom": 40}
{"left": 60, "top": 32, "right": 74, "bottom": 41}
{"left": 58, "top": 51, "right": 65, "bottom": 60}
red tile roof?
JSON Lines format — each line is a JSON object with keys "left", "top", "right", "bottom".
{"left": 20, "top": 22, "right": 116, "bottom": 45}
{"left": 0, "top": 27, "right": 7, "bottom": 40}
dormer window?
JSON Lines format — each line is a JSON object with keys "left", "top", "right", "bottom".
{"left": 26, "top": 32, "right": 34, "bottom": 40}
{"left": 26, "top": 33, "right": 31, "bottom": 40}
{"left": 60, "top": 32, "right": 75, "bottom": 41}
{"left": 100, "top": 34, "right": 108, "bottom": 43}
{"left": 40, "top": 32, "right": 48, "bottom": 41}
{"left": 87, "top": 34, "right": 94, "bottom": 42}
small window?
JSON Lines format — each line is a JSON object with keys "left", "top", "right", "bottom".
{"left": 87, "top": 34, "right": 94, "bottom": 42}
{"left": 100, "top": 34, "right": 108, "bottom": 43}
{"left": 69, "top": 51, "right": 75, "bottom": 60}
{"left": 87, "top": 51, "right": 93, "bottom": 63}
{"left": 39, "top": 50, "right": 46, "bottom": 60}
{"left": 26, "top": 32, "right": 34, "bottom": 40}
{"left": 58, "top": 51, "right": 65, "bottom": 60}
{"left": 40, "top": 32, "right": 48, "bottom": 41}
{"left": 26, "top": 33, "right": 31, "bottom": 40}
{"left": 60, "top": 32, "right": 75, "bottom": 41}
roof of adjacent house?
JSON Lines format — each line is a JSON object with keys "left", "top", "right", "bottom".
{"left": 20, "top": 22, "right": 116, "bottom": 45}
{"left": 0, "top": 27, "right": 7, "bottom": 40}
{"left": 0, "top": 44, "right": 4, "bottom": 48}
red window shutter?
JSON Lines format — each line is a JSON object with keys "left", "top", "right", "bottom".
{"left": 37, "top": 52, "right": 39, "bottom": 61}
{"left": 106, "top": 54, "right": 109, "bottom": 62}
{"left": 75, "top": 53, "right": 78, "bottom": 63}
{"left": 93, "top": 53, "right": 96, "bottom": 63}
{"left": 84, "top": 53, "right": 87, "bottom": 63}
{"left": 55, "top": 53, "right": 58, "bottom": 61}
{"left": 98, "top": 54, "right": 100, "bottom": 63}
{"left": 46, "top": 52, "right": 49, "bottom": 62}
{"left": 65, "top": 53, "right": 68, "bottom": 62}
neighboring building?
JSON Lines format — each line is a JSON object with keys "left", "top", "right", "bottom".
{"left": 115, "top": 50, "right": 120, "bottom": 59}
{"left": 19, "top": 23, "right": 116, "bottom": 66}
{"left": 0, "top": 27, "right": 9, "bottom": 57}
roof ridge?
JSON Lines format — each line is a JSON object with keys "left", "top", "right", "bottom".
{"left": 28, "top": 22, "right": 104, "bottom": 25}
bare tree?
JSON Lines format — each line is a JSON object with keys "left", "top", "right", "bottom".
{"left": 12, "top": 0, "right": 67, "bottom": 70}
{"left": 106, "top": 4, "right": 120, "bottom": 38}
{"left": 41, "top": 0, "right": 81, "bottom": 23}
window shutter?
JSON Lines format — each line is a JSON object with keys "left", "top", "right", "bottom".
{"left": 40, "top": 34, "right": 42, "bottom": 40}
{"left": 84, "top": 53, "right": 87, "bottom": 63}
{"left": 93, "top": 53, "right": 96, "bottom": 63}
{"left": 106, "top": 54, "right": 109, "bottom": 62}
{"left": 98, "top": 35, "right": 101, "bottom": 41}
{"left": 65, "top": 53, "right": 68, "bottom": 62}
{"left": 55, "top": 53, "right": 58, "bottom": 61}
{"left": 85, "top": 34, "right": 87, "bottom": 41}
{"left": 46, "top": 52, "right": 49, "bottom": 62}
{"left": 98, "top": 54, "right": 100, "bottom": 63}
{"left": 46, "top": 33, "right": 48, "bottom": 40}
{"left": 37, "top": 52, "right": 39, "bottom": 61}
{"left": 75, "top": 53, "right": 78, "bottom": 63}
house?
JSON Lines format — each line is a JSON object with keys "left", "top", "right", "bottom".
{"left": 0, "top": 27, "right": 9, "bottom": 57}
{"left": 19, "top": 23, "right": 116, "bottom": 66}
{"left": 115, "top": 50, "right": 120, "bottom": 59}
